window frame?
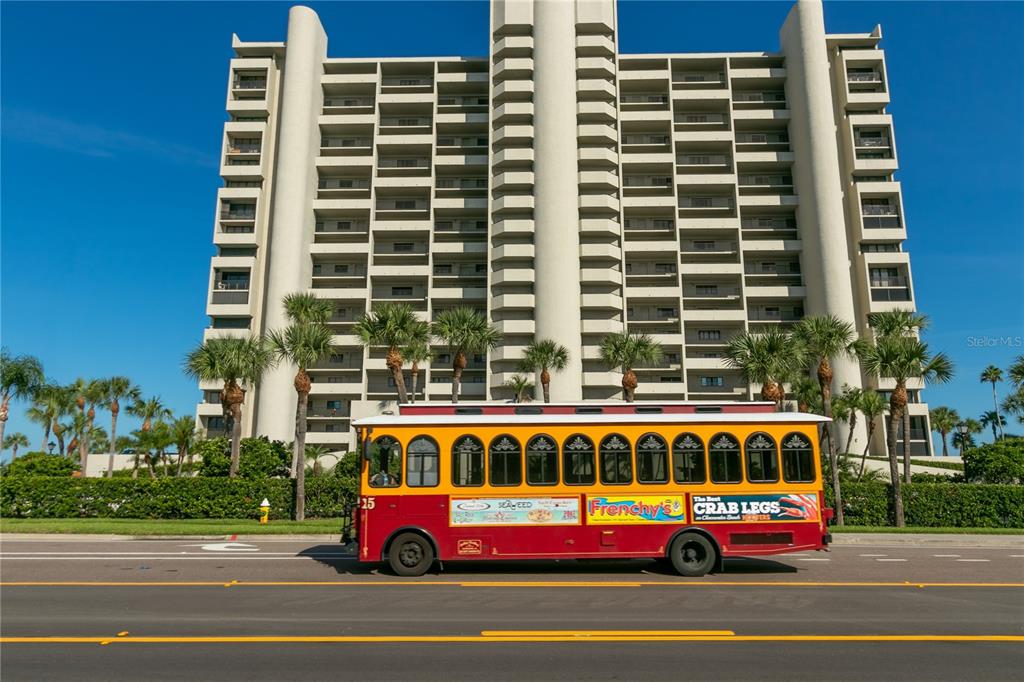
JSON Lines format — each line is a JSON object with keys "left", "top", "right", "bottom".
{"left": 525, "top": 434, "right": 559, "bottom": 486}
{"left": 672, "top": 432, "right": 707, "bottom": 484}
{"left": 451, "top": 434, "right": 485, "bottom": 487}
{"left": 562, "top": 433, "right": 597, "bottom": 486}
{"left": 488, "top": 434, "right": 523, "bottom": 487}
{"left": 636, "top": 432, "right": 669, "bottom": 484}
{"left": 781, "top": 431, "right": 816, "bottom": 483}
{"left": 406, "top": 435, "right": 440, "bottom": 488}
{"left": 744, "top": 432, "right": 780, "bottom": 484}
{"left": 708, "top": 432, "right": 742, "bottom": 484}
{"left": 598, "top": 433, "right": 633, "bottom": 486}
{"left": 368, "top": 435, "right": 402, "bottom": 488}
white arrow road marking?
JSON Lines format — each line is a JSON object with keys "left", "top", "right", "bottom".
{"left": 183, "top": 542, "right": 259, "bottom": 552}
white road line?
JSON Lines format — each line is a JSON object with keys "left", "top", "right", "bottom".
{"left": 1010, "top": 555, "right": 1024, "bottom": 558}
{"left": 933, "top": 554, "right": 961, "bottom": 558}
{"left": 0, "top": 556, "right": 353, "bottom": 561}
{"left": 875, "top": 558, "right": 907, "bottom": 562}
{"left": 795, "top": 558, "right": 830, "bottom": 562}
{"left": 859, "top": 553, "right": 887, "bottom": 557}
{"left": 956, "top": 559, "right": 991, "bottom": 562}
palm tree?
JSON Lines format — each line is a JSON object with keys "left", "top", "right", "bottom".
{"left": 1008, "top": 355, "right": 1024, "bottom": 388}
{"left": 979, "top": 365, "right": 1004, "bottom": 440}
{"left": 305, "top": 445, "right": 329, "bottom": 476}
{"left": 0, "top": 350, "right": 44, "bottom": 448}
{"left": 503, "top": 375, "right": 534, "bottom": 403}
{"left": 171, "top": 416, "right": 198, "bottom": 477}
{"left": 979, "top": 410, "right": 1006, "bottom": 443}
{"left": 833, "top": 385, "right": 863, "bottom": 455}
{"left": 787, "top": 375, "right": 821, "bottom": 413}
{"left": 68, "top": 379, "right": 106, "bottom": 474}
{"left": 928, "top": 406, "right": 959, "bottom": 457}
{"left": 1003, "top": 356, "right": 1024, "bottom": 426}
{"left": 184, "top": 335, "right": 276, "bottom": 477}
{"left": 952, "top": 418, "right": 982, "bottom": 455}
{"left": 599, "top": 332, "right": 663, "bottom": 402}
{"left": 27, "top": 384, "right": 70, "bottom": 454}
{"left": 724, "top": 328, "right": 805, "bottom": 410}
{"left": 404, "top": 339, "right": 432, "bottom": 404}
{"left": 432, "top": 307, "right": 501, "bottom": 403}
{"left": 128, "top": 398, "right": 171, "bottom": 477}
{"left": 519, "top": 339, "right": 569, "bottom": 403}
{"left": 3, "top": 432, "right": 29, "bottom": 461}
{"left": 858, "top": 334, "right": 953, "bottom": 526}
{"left": 353, "top": 303, "right": 427, "bottom": 404}
{"left": 101, "top": 377, "right": 141, "bottom": 478}
{"left": 856, "top": 390, "right": 887, "bottom": 480}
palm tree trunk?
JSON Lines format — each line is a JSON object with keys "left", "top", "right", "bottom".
{"left": 40, "top": 422, "right": 50, "bottom": 454}
{"left": 176, "top": 446, "right": 186, "bottom": 477}
{"left": 858, "top": 423, "right": 874, "bottom": 481}
{"left": 292, "top": 388, "right": 309, "bottom": 483}
{"left": 54, "top": 425, "right": 65, "bottom": 457}
{"left": 452, "top": 365, "right": 462, "bottom": 403}
{"left": 843, "top": 412, "right": 857, "bottom": 456}
{"left": 12, "top": 443, "right": 19, "bottom": 460}
{"left": 622, "top": 369, "right": 638, "bottom": 403}
{"left": 132, "top": 453, "right": 140, "bottom": 479}
{"left": 147, "top": 454, "right": 157, "bottom": 478}
{"left": 410, "top": 366, "right": 419, "bottom": 404}
{"left": 0, "top": 393, "right": 9, "bottom": 451}
{"left": 229, "top": 403, "right": 243, "bottom": 478}
{"left": 991, "top": 382, "right": 1001, "bottom": 440}
{"left": 106, "top": 407, "right": 119, "bottom": 478}
{"left": 817, "top": 369, "right": 843, "bottom": 526}
{"left": 940, "top": 432, "right": 949, "bottom": 457}
{"left": 886, "top": 408, "right": 905, "bottom": 527}
{"left": 540, "top": 369, "right": 551, "bottom": 404}
{"left": 902, "top": 410, "right": 911, "bottom": 484}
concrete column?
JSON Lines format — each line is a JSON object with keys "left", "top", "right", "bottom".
{"left": 780, "top": 0, "right": 866, "bottom": 452}
{"left": 532, "top": 0, "right": 584, "bottom": 401}
{"left": 255, "top": 6, "right": 327, "bottom": 440}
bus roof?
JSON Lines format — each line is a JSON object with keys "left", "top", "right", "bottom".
{"left": 398, "top": 401, "right": 776, "bottom": 416}
{"left": 354, "top": 412, "right": 830, "bottom": 427}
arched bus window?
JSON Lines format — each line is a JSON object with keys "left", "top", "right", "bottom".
{"left": 672, "top": 433, "right": 706, "bottom": 484}
{"left": 526, "top": 434, "right": 558, "bottom": 485}
{"left": 563, "top": 434, "right": 596, "bottom": 485}
{"left": 599, "top": 434, "right": 632, "bottom": 485}
{"left": 781, "top": 432, "right": 815, "bottom": 483}
{"left": 452, "top": 435, "right": 484, "bottom": 487}
{"left": 489, "top": 434, "right": 522, "bottom": 486}
{"left": 406, "top": 436, "right": 439, "bottom": 487}
{"left": 709, "top": 433, "right": 742, "bottom": 484}
{"left": 745, "top": 432, "right": 779, "bottom": 483}
{"left": 369, "top": 435, "right": 401, "bottom": 488}
{"left": 636, "top": 433, "right": 669, "bottom": 484}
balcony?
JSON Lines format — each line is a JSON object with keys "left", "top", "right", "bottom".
{"left": 676, "top": 153, "right": 731, "bottom": 173}
{"left": 672, "top": 71, "right": 725, "bottom": 87}
{"left": 738, "top": 174, "right": 794, "bottom": 194}
{"left": 211, "top": 280, "right": 249, "bottom": 305}
{"left": 678, "top": 196, "right": 733, "bottom": 212}
{"left": 748, "top": 308, "right": 803, "bottom": 322}
{"left": 733, "top": 91, "right": 787, "bottom": 107}
{"left": 232, "top": 78, "right": 267, "bottom": 91}
{"left": 321, "top": 137, "right": 372, "bottom": 154}
{"left": 323, "top": 96, "right": 374, "bottom": 112}
{"left": 735, "top": 131, "right": 789, "bottom": 148}
{"left": 624, "top": 218, "right": 674, "bottom": 233}
{"left": 861, "top": 204, "right": 901, "bottom": 229}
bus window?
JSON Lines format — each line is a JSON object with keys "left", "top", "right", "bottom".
{"left": 745, "top": 433, "right": 779, "bottom": 483}
{"left": 781, "top": 432, "right": 815, "bottom": 483}
{"left": 709, "top": 433, "right": 742, "bottom": 484}
{"left": 526, "top": 435, "right": 558, "bottom": 485}
{"left": 672, "top": 433, "right": 706, "bottom": 484}
{"left": 489, "top": 434, "right": 522, "bottom": 486}
{"left": 369, "top": 435, "right": 401, "bottom": 488}
{"left": 599, "top": 434, "right": 632, "bottom": 485}
{"left": 406, "top": 436, "right": 439, "bottom": 487}
{"left": 636, "top": 433, "right": 669, "bottom": 483}
{"left": 452, "top": 435, "right": 484, "bottom": 486}
{"left": 562, "top": 434, "right": 596, "bottom": 486}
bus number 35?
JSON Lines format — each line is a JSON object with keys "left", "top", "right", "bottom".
{"left": 359, "top": 497, "right": 376, "bottom": 510}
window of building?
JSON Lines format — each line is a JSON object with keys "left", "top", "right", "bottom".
{"left": 694, "top": 240, "right": 715, "bottom": 251}
{"left": 562, "top": 434, "right": 596, "bottom": 485}
{"left": 709, "top": 433, "right": 742, "bottom": 483}
{"left": 672, "top": 433, "right": 706, "bottom": 483}
{"left": 745, "top": 433, "right": 779, "bottom": 483}
{"left": 781, "top": 432, "right": 815, "bottom": 483}
{"left": 391, "top": 287, "right": 413, "bottom": 297}
{"left": 526, "top": 435, "right": 558, "bottom": 485}
{"left": 488, "top": 435, "right": 522, "bottom": 486}
{"left": 655, "top": 263, "right": 677, "bottom": 274}
{"left": 700, "top": 376, "right": 724, "bottom": 387}
{"left": 452, "top": 435, "right": 484, "bottom": 486}
{"left": 636, "top": 433, "right": 669, "bottom": 483}
{"left": 434, "top": 265, "right": 453, "bottom": 275}
{"left": 393, "top": 242, "right": 414, "bottom": 252}
{"left": 369, "top": 436, "right": 401, "bottom": 487}
{"left": 697, "top": 330, "right": 721, "bottom": 341}
{"left": 657, "top": 307, "right": 677, "bottom": 318}
{"left": 394, "top": 200, "right": 417, "bottom": 210}
{"left": 407, "top": 436, "right": 439, "bottom": 487}
{"left": 599, "top": 434, "right": 632, "bottom": 485}
{"left": 696, "top": 285, "right": 718, "bottom": 296}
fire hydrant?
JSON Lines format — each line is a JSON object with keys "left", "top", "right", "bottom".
{"left": 259, "top": 498, "right": 270, "bottom": 525}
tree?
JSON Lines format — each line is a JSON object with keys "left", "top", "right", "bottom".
{"left": 3, "top": 432, "right": 29, "bottom": 461}
{"left": 68, "top": 378, "right": 106, "bottom": 475}
{"left": 184, "top": 335, "right": 276, "bottom": 477}
{"left": 305, "top": 445, "right": 329, "bottom": 476}
{"left": 503, "top": 375, "right": 534, "bottom": 403}
{"left": 128, "top": 398, "right": 171, "bottom": 478}
{"left": 980, "top": 410, "right": 1007, "bottom": 444}
{"left": 3, "top": 451, "right": 77, "bottom": 477}
{"left": 432, "top": 307, "right": 501, "bottom": 403}
{"left": 962, "top": 437, "right": 1023, "bottom": 484}
{"left": 101, "top": 377, "right": 141, "bottom": 478}
{"left": 858, "top": 332, "right": 953, "bottom": 527}
{"left": 519, "top": 339, "right": 569, "bottom": 403}
{"left": 928, "top": 406, "right": 960, "bottom": 457}
{"left": 787, "top": 375, "right": 821, "bottom": 414}
{"left": 832, "top": 385, "right": 863, "bottom": 455}
{"left": 856, "top": 390, "right": 887, "bottom": 480}
{"left": 0, "top": 350, "right": 44, "bottom": 449}
{"left": 353, "top": 303, "right": 427, "bottom": 404}
{"left": 404, "top": 339, "right": 432, "bottom": 404}
{"left": 599, "top": 332, "right": 663, "bottom": 402}
{"left": 724, "top": 328, "right": 805, "bottom": 410}
{"left": 171, "top": 416, "right": 198, "bottom": 477}
{"left": 27, "top": 384, "right": 71, "bottom": 454}
{"left": 1003, "top": 356, "right": 1024, "bottom": 426}
{"left": 980, "top": 365, "right": 1004, "bottom": 440}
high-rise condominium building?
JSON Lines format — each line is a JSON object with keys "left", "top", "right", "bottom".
{"left": 197, "top": 0, "right": 932, "bottom": 455}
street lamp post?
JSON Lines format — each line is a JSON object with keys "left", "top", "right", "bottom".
{"left": 956, "top": 421, "right": 969, "bottom": 458}
{"left": 47, "top": 441, "right": 56, "bottom": 455}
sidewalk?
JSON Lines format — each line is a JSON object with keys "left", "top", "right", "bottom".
{"left": 830, "top": 533, "right": 1024, "bottom": 549}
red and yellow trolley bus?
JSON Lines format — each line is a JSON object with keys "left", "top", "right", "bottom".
{"left": 351, "top": 407, "right": 832, "bottom": 576}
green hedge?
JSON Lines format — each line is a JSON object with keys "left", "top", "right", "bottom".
{"left": 0, "top": 477, "right": 356, "bottom": 520}
{"left": 838, "top": 482, "right": 1024, "bottom": 528}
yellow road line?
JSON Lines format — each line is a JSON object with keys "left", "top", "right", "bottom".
{"left": 1, "top": 581, "right": 1022, "bottom": 588}
{"left": 1, "top": 635, "right": 1021, "bottom": 644}
{"left": 481, "top": 630, "right": 736, "bottom": 637}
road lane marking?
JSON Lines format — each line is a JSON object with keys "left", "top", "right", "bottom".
{"left": 875, "top": 558, "right": 907, "bottom": 562}
{"left": 480, "top": 630, "right": 736, "bottom": 637}
{"left": 933, "top": 554, "right": 961, "bottom": 558}
{"left": 1, "top": 634, "right": 1022, "bottom": 644}
{"left": 795, "top": 558, "right": 830, "bottom": 562}
{"left": 2, "top": 580, "right": 1022, "bottom": 588}
{"left": 859, "top": 554, "right": 887, "bottom": 557}
{"left": 956, "top": 559, "right": 991, "bottom": 562}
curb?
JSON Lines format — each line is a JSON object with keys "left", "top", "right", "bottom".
{"left": 830, "top": 533, "right": 1024, "bottom": 549}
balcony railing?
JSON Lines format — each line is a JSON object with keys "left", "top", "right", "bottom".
{"left": 624, "top": 219, "right": 674, "bottom": 230}
{"left": 863, "top": 216, "right": 902, "bottom": 229}
{"left": 847, "top": 72, "right": 882, "bottom": 83}
{"left": 436, "top": 178, "right": 488, "bottom": 189}
{"left": 870, "top": 275, "right": 909, "bottom": 287}
{"left": 318, "top": 178, "right": 370, "bottom": 190}
{"left": 220, "top": 211, "right": 256, "bottom": 221}
{"left": 210, "top": 290, "right": 249, "bottom": 305}
{"left": 324, "top": 97, "right": 373, "bottom": 108}
{"left": 733, "top": 92, "right": 786, "bottom": 103}
{"left": 624, "top": 177, "right": 672, "bottom": 187}
{"left": 749, "top": 310, "right": 802, "bottom": 322}
{"left": 438, "top": 96, "right": 489, "bottom": 106}
{"left": 435, "top": 221, "right": 487, "bottom": 232}
{"left": 316, "top": 221, "right": 369, "bottom": 233}
{"left": 855, "top": 137, "right": 891, "bottom": 148}
{"left": 233, "top": 80, "right": 267, "bottom": 90}
{"left": 378, "top": 158, "right": 430, "bottom": 169}
{"left": 621, "top": 94, "right": 668, "bottom": 104}
{"left": 227, "top": 144, "right": 261, "bottom": 154}
{"left": 862, "top": 204, "right": 898, "bottom": 216}
{"left": 679, "top": 197, "right": 732, "bottom": 209}
{"left": 321, "top": 138, "right": 372, "bottom": 149}
{"left": 674, "top": 113, "right": 726, "bottom": 125}
{"left": 221, "top": 225, "right": 254, "bottom": 234}
{"left": 735, "top": 132, "right": 789, "bottom": 145}
{"left": 677, "top": 154, "right": 729, "bottom": 166}
{"left": 871, "top": 288, "right": 911, "bottom": 302}
{"left": 739, "top": 175, "right": 793, "bottom": 186}
{"left": 622, "top": 135, "right": 670, "bottom": 145}
{"left": 742, "top": 218, "right": 796, "bottom": 230}
{"left": 673, "top": 72, "right": 724, "bottom": 83}
{"left": 381, "top": 77, "right": 433, "bottom": 87}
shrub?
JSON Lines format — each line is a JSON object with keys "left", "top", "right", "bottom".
{"left": 836, "top": 481, "right": 1024, "bottom": 527}
{"left": 238, "top": 437, "right": 290, "bottom": 479}
{"left": 195, "top": 437, "right": 230, "bottom": 477}
{"left": 962, "top": 438, "right": 1024, "bottom": 484}
{"left": 2, "top": 452, "right": 78, "bottom": 478}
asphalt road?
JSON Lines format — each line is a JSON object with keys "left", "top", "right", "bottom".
{"left": 2, "top": 537, "right": 1022, "bottom": 680}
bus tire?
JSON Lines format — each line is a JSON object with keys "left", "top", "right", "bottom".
{"left": 668, "top": 532, "right": 716, "bottom": 577}
{"left": 388, "top": 532, "right": 435, "bottom": 576}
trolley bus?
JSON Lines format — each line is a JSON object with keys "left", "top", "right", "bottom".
{"left": 350, "top": 406, "right": 832, "bottom": 577}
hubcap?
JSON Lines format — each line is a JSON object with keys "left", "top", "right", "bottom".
{"left": 399, "top": 542, "right": 423, "bottom": 567}
{"left": 681, "top": 543, "right": 704, "bottom": 566}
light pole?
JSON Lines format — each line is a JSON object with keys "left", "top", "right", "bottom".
{"left": 47, "top": 441, "right": 56, "bottom": 455}
{"left": 956, "top": 421, "right": 969, "bottom": 458}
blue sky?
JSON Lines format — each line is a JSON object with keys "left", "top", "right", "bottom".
{"left": 2, "top": 1, "right": 1022, "bottom": 458}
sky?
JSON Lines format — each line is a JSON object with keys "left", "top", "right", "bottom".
{"left": 1, "top": 1, "right": 1022, "bottom": 459}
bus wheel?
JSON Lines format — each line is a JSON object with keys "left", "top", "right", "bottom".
{"left": 668, "top": 533, "right": 716, "bottom": 577}
{"left": 388, "top": 532, "right": 435, "bottom": 577}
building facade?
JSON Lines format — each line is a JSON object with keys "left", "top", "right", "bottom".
{"left": 197, "top": 0, "right": 933, "bottom": 455}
